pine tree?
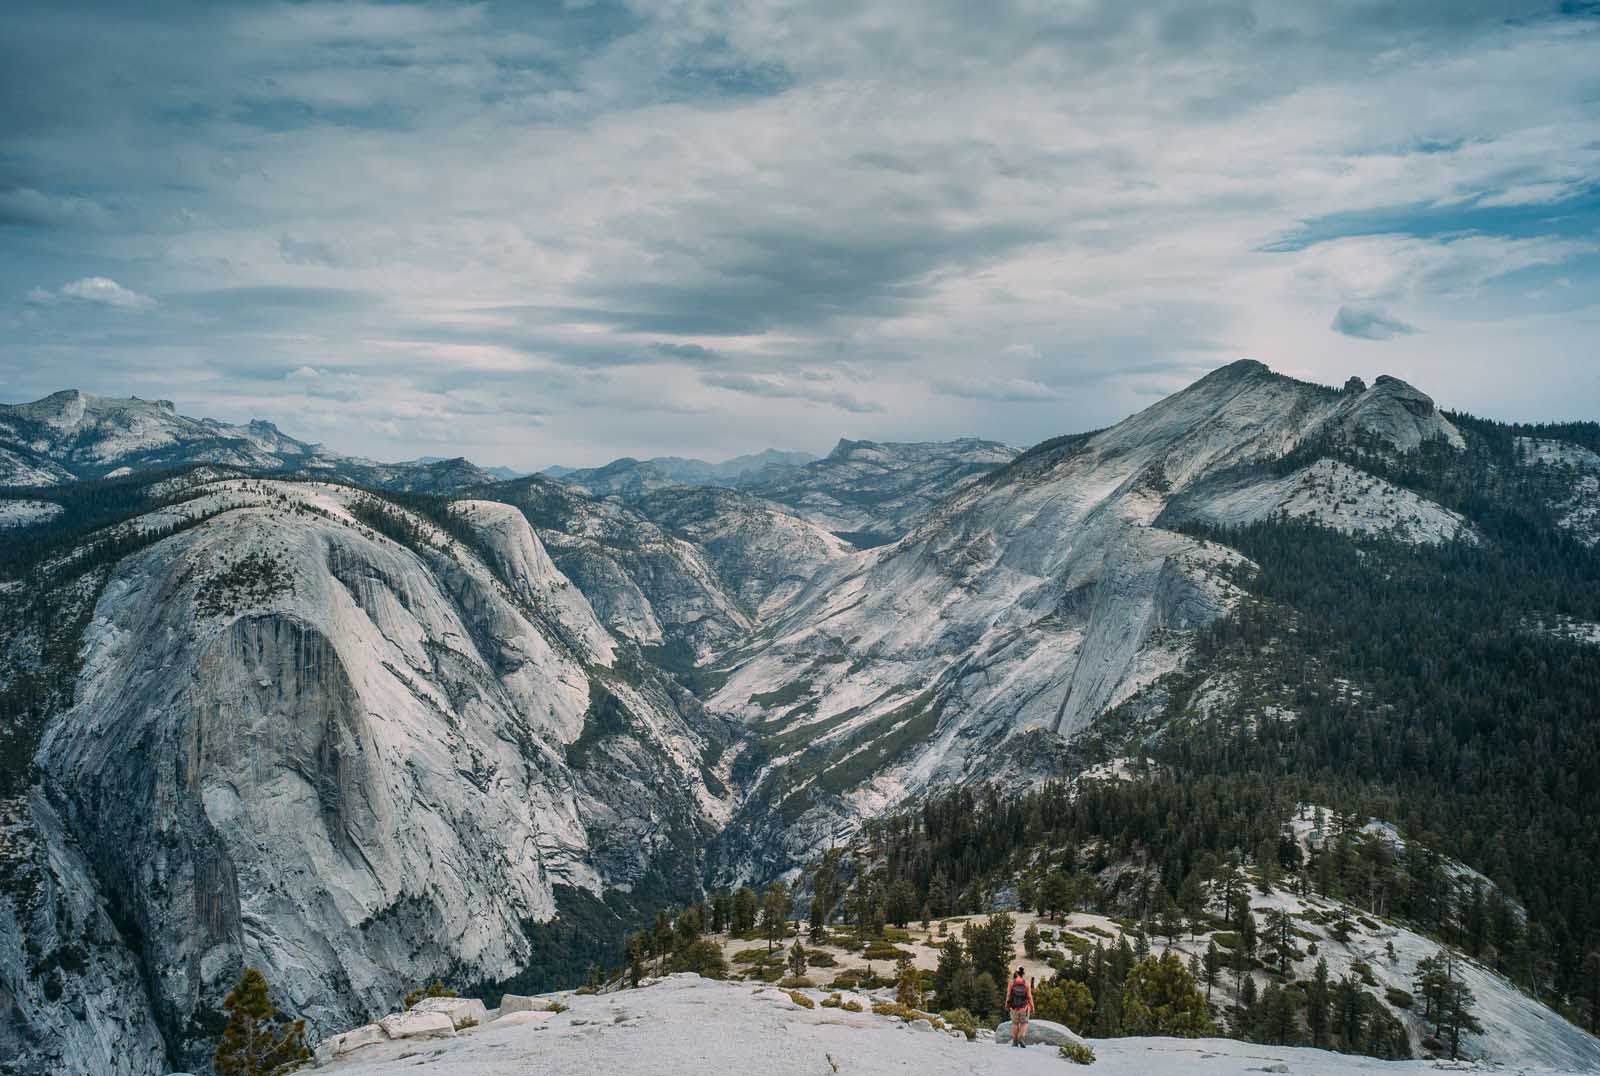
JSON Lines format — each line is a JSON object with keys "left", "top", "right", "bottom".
{"left": 787, "top": 939, "right": 809, "bottom": 980}
{"left": 1201, "top": 941, "right": 1223, "bottom": 1003}
{"left": 811, "top": 853, "right": 839, "bottom": 930}
{"left": 895, "top": 957, "right": 923, "bottom": 1009}
{"left": 1263, "top": 908, "right": 1295, "bottom": 978}
{"left": 653, "top": 909, "right": 673, "bottom": 973}
{"left": 732, "top": 886, "right": 759, "bottom": 934}
{"left": 625, "top": 931, "right": 648, "bottom": 986}
{"left": 886, "top": 878, "right": 918, "bottom": 928}
{"left": 933, "top": 935, "right": 966, "bottom": 1008}
{"left": 1582, "top": 950, "right": 1600, "bottom": 1034}
{"left": 1334, "top": 973, "right": 1364, "bottom": 1052}
{"left": 761, "top": 881, "right": 792, "bottom": 953}
{"left": 1040, "top": 868, "right": 1072, "bottom": 923}
{"left": 213, "top": 968, "right": 309, "bottom": 1076}
{"left": 1121, "top": 951, "right": 1213, "bottom": 1037}
{"left": 1438, "top": 950, "right": 1483, "bottom": 1060}
{"left": 1307, "top": 957, "right": 1331, "bottom": 1048}
{"left": 1023, "top": 922, "right": 1041, "bottom": 958}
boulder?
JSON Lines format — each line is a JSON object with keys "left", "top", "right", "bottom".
{"left": 379, "top": 1009, "right": 456, "bottom": 1039}
{"left": 909, "top": 1018, "right": 934, "bottom": 1032}
{"left": 498, "top": 993, "right": 548, "bottom": 1014}
{"left": 411, "top": 995, "right": 489, "bottom": 1029}
{"left": 312, "top": 1022, "right": 387, "bottom": 1063}
{"left": 991, "top": 1018, "right": 1087, "bottom": 1047}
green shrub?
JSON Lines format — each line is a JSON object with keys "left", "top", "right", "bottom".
{"left": 807, "top": 951, "right": 838, "bottom": 967}
{"left": 1059, "top": 1042, "right": 1097, "bottom": 1065}
{"left": 863, "top": 944, "right": 913, "bottom": 961}
{"left": 787, "top": 990, "right": 815, "bottom": 1009}
{"left": 1060, "top": 934, "right": 1092, "bottom": 956}
{"left": 940, "top": 1008, "right": 978, "bottom": 1040}
{"left": 1209, "top": 932, "right": 1239, "bottom": 950}
{"left": 821, "top": 993, "right": 843, "bottom": 1008}
{"left": 842, "top": 1000, "right": 863, "bottom": 1012}
{"left": 670, "top": 938, "right": 728, "bottom": 979}
{"left": 403, "top": 981, "right": 456, "bottom": 1010}
{"left": 780, "top": 976, "right": 815, "bottom": 988}
{"left": 1033, "top": 979, "right": 1095, "bottom": 1033}
{"left": 1385, "top": 987, "right": 1414, "bottom": 1009}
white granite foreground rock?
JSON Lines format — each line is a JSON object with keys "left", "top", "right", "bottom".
{"left": 309, "top": 975, "right": 1599, "bottom": 1076}
{"left": 377, "top": 1009, "right": 455, "bottom": 1039}
{"left": 991, "top": 1017, "right": 1087, "bottom": 1047}
{"left": 314, "top": 1023, "right": 387, "bottom": 1063}
{"left": 492, "top": 1009, "right": 555, "bottom": 1027}
{"left": 411, "top": 996, "right": 488, "bottom": 1029}
{"left": 497, "top": 994, "right": 549, "bottom": 1014}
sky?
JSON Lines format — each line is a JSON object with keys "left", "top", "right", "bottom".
{"left": 2, "top": 1, "right": 1598, "bottom": 469}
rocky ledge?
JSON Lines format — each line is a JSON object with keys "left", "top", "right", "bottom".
{"left": 303, "top": 974, "right": 1593, "bottom": 1076}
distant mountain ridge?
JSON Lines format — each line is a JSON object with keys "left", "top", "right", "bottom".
{"left": 554, "top": 437, "right": 1020, "bottom": 547}
{"left": 0, "top": 389, "right": 500, "bottom": 492}
{"left": 545, "top": 448, "right": 817, "bottom": 496}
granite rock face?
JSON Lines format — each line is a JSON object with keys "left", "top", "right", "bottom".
{"left": 13, "top": 480, "right": 732, "bottom": 1073}
{"left": 705, "top": 362, "right": 1470, "bottom": 870}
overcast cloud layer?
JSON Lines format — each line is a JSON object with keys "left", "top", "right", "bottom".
{"left": 2, "top": 1, "right": 1597, "bottom": 467}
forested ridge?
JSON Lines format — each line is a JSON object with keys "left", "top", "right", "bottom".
{"left": 1136, "top": 416, "right": 1600, "bottom": 1025}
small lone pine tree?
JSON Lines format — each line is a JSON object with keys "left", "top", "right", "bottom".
{"left": 787, "top": 939, "right": 809, "bottom": 980}
{"left": 213, "top": 967, "right": 309, "bottom": 1076}
{"left": 895, "top": 956, "right": 923, "bottom": 1009}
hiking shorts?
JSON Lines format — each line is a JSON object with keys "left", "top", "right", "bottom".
{"left": 1010, "top": 1008, "right": 1029, "bottom": 1029}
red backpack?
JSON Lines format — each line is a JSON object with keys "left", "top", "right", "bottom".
{"left": 1007, "top": 978, "right": 1029, "bottom": 1009}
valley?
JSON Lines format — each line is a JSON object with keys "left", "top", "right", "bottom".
{"left": 1, "top": 362, "right": 1599, "bottom": 1073}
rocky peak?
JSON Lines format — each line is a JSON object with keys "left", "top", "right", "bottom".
{"left": 21, "top": 388, "right": 89, "bottom": 429}
{"left": 826, "top": 438, "right": 869, "bottom": 460}
{"left": 1329, "top": 374, "right": 1462, "bottom": 451}
{"left": 1343, "top": 376, "right": 1367, "bottom": 395}
{"left": 1205, "top": 357, "right": 1272, "bottom": 382}
{"left": 1371, "top": 374, "right": 1435, "bottom": 418}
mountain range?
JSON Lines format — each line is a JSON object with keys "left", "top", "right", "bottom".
{"left": 1, "top": 362, "right": 1598, "bottom": 1074}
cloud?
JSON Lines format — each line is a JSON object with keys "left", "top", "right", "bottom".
{"left": 26, "top": 276, "right": 154, "bottom": 310}
{"left": 930, "top": 375, "right": 1060, "bottom": 402}
{"left": 701, "top": 371, "right": 883, "bottom": 413}
{"left": 1330, "top": 304, "right": 1420, "bottom": 341}
{"left": 0, "top": 186, "right": 112, "bottom": 229}
{"left": 2, "top": 1, "right": 1599, "bottom": 464}
{"left": 278, "top": 233, "right": 342, "bottom": 267}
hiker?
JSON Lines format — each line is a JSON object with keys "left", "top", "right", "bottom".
{"left": 1006, "top": 966, "right": 1034, "bottom": 1047}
